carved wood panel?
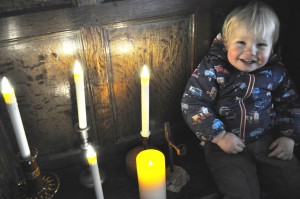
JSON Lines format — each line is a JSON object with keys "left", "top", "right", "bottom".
{"left": 81, "top": 16, "right": 194, "bottom": 146}
{"left": 0, "top": 31, "right": 93, "bottom": 155}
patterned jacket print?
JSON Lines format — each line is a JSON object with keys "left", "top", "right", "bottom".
{"left": 181, "top": 34, "right": 300, "bottom": 144}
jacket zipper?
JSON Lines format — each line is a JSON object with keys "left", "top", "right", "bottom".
{"left": 239, "top": 74, "right": 255, "bottom": 141}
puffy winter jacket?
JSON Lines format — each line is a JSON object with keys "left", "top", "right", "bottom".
{"left": 181, "top": 34, "right": 300, "bottom": 144}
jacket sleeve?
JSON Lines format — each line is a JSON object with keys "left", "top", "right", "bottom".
{"left": 272, "top": 66, "right": 300, "bottom": 143}
{"left": 181, "top": 56, "right": 225, "bottom": 142}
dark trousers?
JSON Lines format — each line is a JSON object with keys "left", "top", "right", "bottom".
{"left": 204, "top": 135, "right": 300, "bottom": 199}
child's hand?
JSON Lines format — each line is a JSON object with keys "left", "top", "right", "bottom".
{"left": 268, "top": 137, "right": 295, "bottom": 160}
{"left": 212, "top": 131, "right": 245, "bottom": 154}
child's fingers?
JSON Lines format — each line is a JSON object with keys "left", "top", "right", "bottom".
{"left": 268, "top": 147, "right": 281, "bottom": 157}
{"left": 269, "top": 139, "right": 279, "bottom": 150}
{"left": 238, "top": 140, "right": 246, "bottom": 148}
{"left": 275, "top": 151, "right": 286, "bottom": 159}
{"left": 275, "top": 151, "right": 294, "bottom": 160}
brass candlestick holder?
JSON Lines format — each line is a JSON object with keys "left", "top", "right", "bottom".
{"left": 74, "top": 123, "right": 105, "bottom": 188}
{"left": 17, "top": 148, "right": 60, "bottom": 199}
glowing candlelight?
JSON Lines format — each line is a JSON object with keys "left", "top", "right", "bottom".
{"left": 73, "top": 60, "right": 87, "bottom": 129}
{"left": 86, "top": 145, "right": 104, "bottom": 199}
{"left": 136, "top": 149, "right": 166, "bottom": 199}
{"left": 1, "top": 77, "right": 31, "bottom": 159}
{"left": 140, "top": 65, "right": 150, "bottom": 138}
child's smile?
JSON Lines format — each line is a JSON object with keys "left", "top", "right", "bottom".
{"left": 225, "top": 21, "right": 273, "bottom": 72}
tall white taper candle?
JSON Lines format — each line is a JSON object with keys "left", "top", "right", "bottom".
{"left": 1, "top": 77, "right": 31, "bottom": 159}
{"left": 86, "top": 145, "right": 105, "bottom": 199}
{"left": 73, "top": 60, "right": 87, "bottom": 129}
{"left": 140, "top": 65, "right": 150, "bottom": 138}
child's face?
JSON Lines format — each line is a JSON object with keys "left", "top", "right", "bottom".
{"left": 226, "top": 22, "right": 273, "bottom": 72}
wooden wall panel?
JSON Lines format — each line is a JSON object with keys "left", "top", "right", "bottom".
{"left": 81, "top": 26, "right": 115, "bottom": 146}
{"left": 83, "top": 16, "right": 194, "bottom": 145}
{"left": 0, "top": 31, "right": 92, "bottom": 155}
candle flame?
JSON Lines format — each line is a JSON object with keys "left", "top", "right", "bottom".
{"left": 148, "top": 160, "right": 153, "bottom": 167}
{"left": 141, "top": 65, "right": 150, "bottom": 78}
{"left": 86, "top": 144, "right": 97, "bottom": 165}
{"left": 73, "top": 60, "right": 83, "bottom": 75}
{"left": 1, "top": 77, "right": 14, "bottom": 94}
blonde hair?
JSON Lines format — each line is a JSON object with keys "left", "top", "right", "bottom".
{"left": 222, "top": 1, "right": 280, "bottom": 45}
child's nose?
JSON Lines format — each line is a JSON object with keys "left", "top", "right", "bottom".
{"left": 244, "top": 46, "right": 256, "bottom": 55}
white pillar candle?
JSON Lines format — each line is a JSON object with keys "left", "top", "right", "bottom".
{"left": 140, "top": 65, "right": 150, "bottom": 138}
{"left": 73, "top": 60, "right": 87, "bottom": 129}
{"left": 86, "top": 145, "right": 105, "bottom": 199}
{"left": 136, "top": 149, "right": 166, "bottom": 199}
{"left": 1, "top": 77, "right": 31, "bottom": 159}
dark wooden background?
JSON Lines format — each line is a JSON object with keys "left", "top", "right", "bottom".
{"left": 0, "top": 0, "right": 299, "bottom": 198}
{"left": 0, "top": 0, "right": 242, "bottom": 160}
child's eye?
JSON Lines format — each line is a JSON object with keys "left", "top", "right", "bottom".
{"left": 257, "top": 43, "right": 268, "bottom": 47}
{"left": 236, "top": 41, "right": 246, "bottom": 45}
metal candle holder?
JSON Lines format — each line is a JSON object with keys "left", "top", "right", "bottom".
{"left": 74, "top": 123, "right": 90, "bottom": 150}
{"left": 17, "top": 148, "right": 60, "bottom": 199}
{"left": 74, "top": 123, "right": 105, "bottom": 188}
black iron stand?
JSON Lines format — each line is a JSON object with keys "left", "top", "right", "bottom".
{"left": 17, "top": 148, "right": 60, "bottom": 199}
{"left": 74, "top": 123, "right": 105, "bottom": 188}
{"left": 164, "top": 122, "right": 187, "bottom": 171}
{"left": 164, "top": 122, "right": 189, "bottom": 193}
